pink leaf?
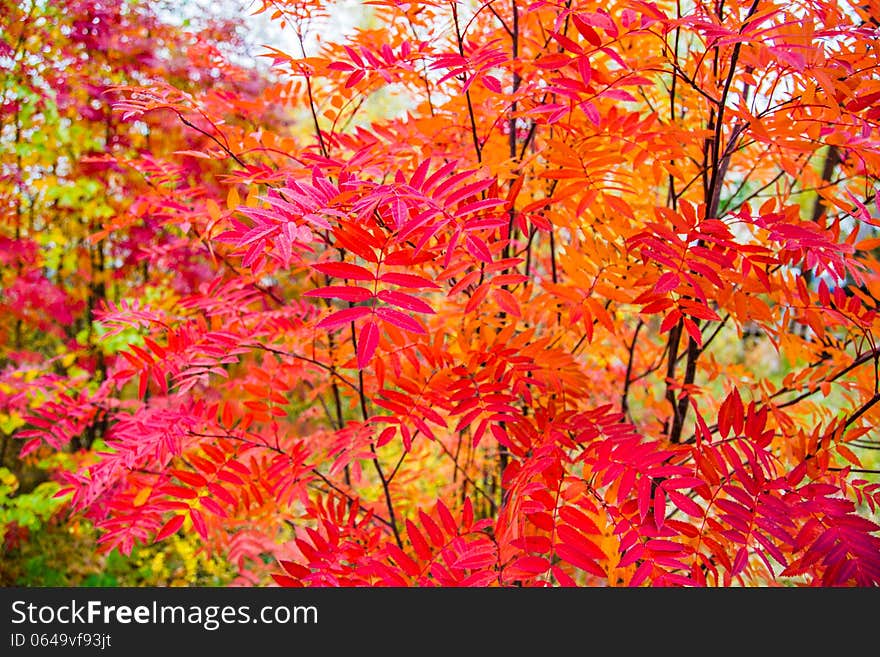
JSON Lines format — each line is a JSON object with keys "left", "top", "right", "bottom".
{"left": 482, "top": 74, "right": 502, "bottom": 93}
{"left": 465, "top": 234, "right": 493, "bottom": 263}
{"left": 732, "top": 546, "right": 748, "bottom": 577}
{"left": 376, "top": 306, "right": 425, "bottom": 334}
{"left": 629, "top": 560, "right": 652, "bottom": 587}
{"left": 654, "top": 271, "right": 680, "bottom": 295}
{"left": 377, "top": 289, "right": 435, "bottom": 314}
{"left": 379, "top": 272, "right": 439, "bottom": 289}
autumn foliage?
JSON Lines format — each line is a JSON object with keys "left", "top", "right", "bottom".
{"left": 3, "top": 0, "right": 880, "bottom": 586}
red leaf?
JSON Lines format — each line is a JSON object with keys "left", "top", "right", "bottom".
{"left": 316, "top": 306, "right": 372, "bottom": 330}
{"left": 144, "top": 337, "right": 166, "bottom": 358}
{"left": 190, "top": 508, "right": 208, "bottom": 541}
{"left": 556, "top": 525, "right": 606, "bottom": 560}
{"left": 536, "top": 53, "right": 571, "bottom": 69}
{"left": 572, "top": 14, "right": 602, "bottom": 46}
{"left": 435, "top": 501, "right": 458, "bottom": 536}
{"left": 304, "top": 286, "right": 374, "bottom": 302}
{"left": 552, "top": 31, "right": 583, "bottom": 54}
{"left": 679, "top": 298, "right": 721, "bottom": 321}
{"left": 445, "top": 177, "right": 494, "bottom": 207}
{"left": 280, "top": 560, "right": 309, "bottom": 578}
{"left": 345, "top": 69, "right": 365, "bottom": 88}
{"left": 493, "top": 288, "right": 521, "bottom": 317}
{"left": 165, "top": 485, "right": 198, "bottom": 500}
{"left": 376, "top": 426, "right": 396, "bottom": 447}
{"left": 464, "top": 282, "right": 491, "bottom": 314}
{"left": 386, "top": 543, "right": 421, "bottom": 577}
{"left": 406, "top": 519, "right": 432, "bottom": 560}
{"left": 379, "top": 272, "right": 439, "bottom": 288}
{"left": 418, "top": 511, "right": 445, "bottom": 547}
{"left": 357, "top": 321, "right": 379, "bottom": 369}
{"left": 462, "top": 497, "right": 474, "bottom": 530}
{"left": 659, "top": 309, "right": 681, "bottom": 333}
{"left": 333, "top": 223, "right": 380, "bottom": 263}
{"left": 551, "top": 565, "right": 578, "bottom": 587}
{"left": 171, "top": 469, "right": 207, "bottom": 488}
{"left": 683, "top": 317, "right": 702, "bottom": 347}
{"left": 312, "top": 261, "right": 375, "bottom": 281}
{"left": 452, "top": 542, "right": 497, "bottom": 570}
{"left": 638, "top": 476, "right": 652, "bottom": 522}
{"left": 208, "top": 483, "right": 237, "bottom": 507}
{"left": 641, "top": 298, "right": 674, "bottom": 314}
{"left": 481, "top": 74, "right": 502, "bottom": 93}
{"left": 505, "top": 556, "right": 550, "bottom": 579}
{"left": 654, "top": 486, "right": 666, "bottom": 529}
{"left": 558, "top": 506, "right": 601, "bottom": 535}
{"left": 420, "top": 160, "right": 459, "bottom": 194}
{"left": 555, "top": 543, "right": 605, "bottom": 578}
{"left": 271, "top": 574, "right": 303, "bottom": 587}
{"left": 155, "top": 515, "right": 185, "bottom": 542}
{"left": 200, "top": 496, "right": 228, "bottom": 518}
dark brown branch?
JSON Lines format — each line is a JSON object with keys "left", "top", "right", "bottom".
{"left": 844, "top": 392, "right": 880, "bottom": 430}
{"left": 190, "top": 430, "right": 394, "bottom": 529}
{"left": 245, "top": 342, "right": 359, "bottom": 393}
{"left": 351, "top": 322, "right": 403, "bottom": 548}
{"left": 621, "top": 319, "right": 644, "bottom": 418}
{"left": 664, "top": 320, "right": 684, "bottom": 440}
{"left": 452, "top": 2, "right": 483, "bottom": 163}
{"left": 670, "top": 333, "right": 700, "bottom": 444}
{"left": 705, "top": 0, "right": 761, "bottom": 219}
{"left": 436, "top": 438, "right": 498, "bottom": 512}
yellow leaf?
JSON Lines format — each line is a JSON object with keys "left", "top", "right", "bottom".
{"left": 227, "top": 186, "right": 240, "bottom": 212}
{"left": 133, "top": 487, "right": 152, "bottom": 507}
{"left": 207, "top": 199, "right": 221, "bottom": 221}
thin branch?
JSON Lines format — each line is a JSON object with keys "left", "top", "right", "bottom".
{"left": 245, "top": 342, "right": 359, "bottom": 392}
{"left": 452, "top": 2, "right": 483, "bottom": 163}
{"left": 844, "top": 393, "right": 880, "bottom": 430}
{"left": 621, "top": 319, "right": 644, "bottom": 418}
{"left": 436, "top": 438, "right": 498, "bottom": 512}
{"left": 351, "top": 322, "right": 403, "bottom": 548}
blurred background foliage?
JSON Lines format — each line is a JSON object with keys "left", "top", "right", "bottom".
{"left": 0, "top": 0, "right": 274, "bottom": 586}
{"left": 1, "top": 457, "right": 236, "bottom": 586}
